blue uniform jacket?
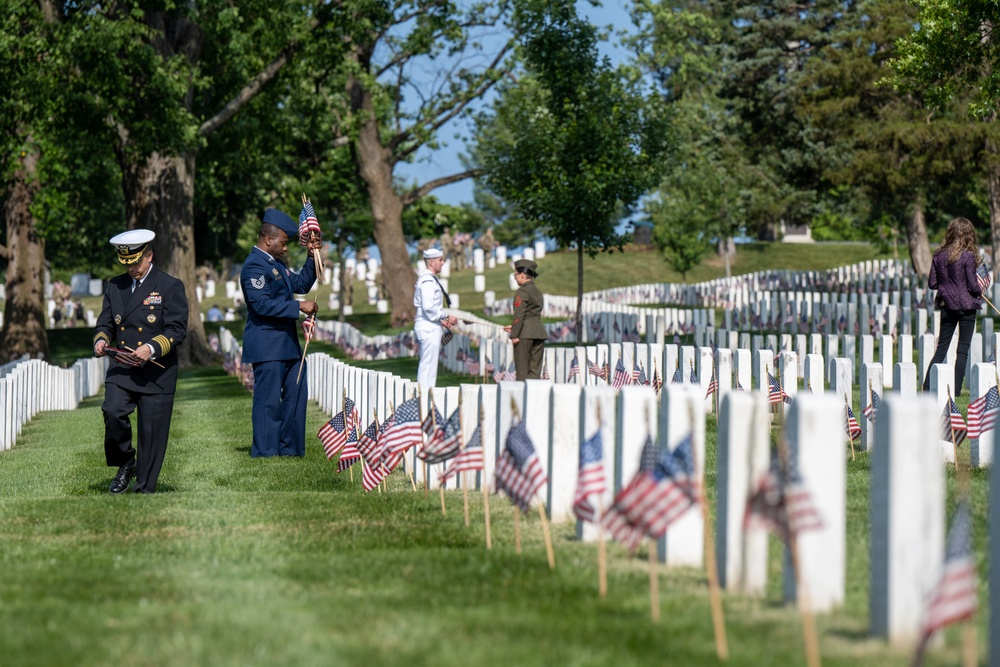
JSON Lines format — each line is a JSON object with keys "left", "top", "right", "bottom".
{"left": 240, "top": 247, "right": 317, "bottom": 364}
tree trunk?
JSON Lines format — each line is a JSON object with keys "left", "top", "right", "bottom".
{"left": 987, "top": 136, "right": 1000, "bottom": 279}
{"left": 575, "top": 242, "right": 584, "bottom": 340}
{"left": 906, "top": 199, "right": 933, "bottom": 277}
{"left": 348, "top": 75, "right": 415, "bottom": 328}
{"left": 0, "top": 139, "right": 49, "bottom": 362}
{"left": 121, "top": 151, "right": 215, "bottom": 366}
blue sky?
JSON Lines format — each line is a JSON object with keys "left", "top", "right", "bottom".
{"left": 393, "top": 0, "right": 638, "bottom": 209}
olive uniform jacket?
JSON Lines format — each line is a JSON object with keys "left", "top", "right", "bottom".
{"left": 94, "top": 266, "right": 188, "bottom": 394}
{"left": 510, "top": 280, "right": 547, "bottom": 340}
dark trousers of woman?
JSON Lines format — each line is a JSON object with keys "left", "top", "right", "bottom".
{"left": 922, "top": 308, "right": 978, "bottom": 394}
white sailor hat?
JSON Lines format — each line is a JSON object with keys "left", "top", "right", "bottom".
{"left": 423, "top": 248, "right": 443, "bottom": 260}
{"left": 109, "top": 229, "right": 155, "bottom": 265}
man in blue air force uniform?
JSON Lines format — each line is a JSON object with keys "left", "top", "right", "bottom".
{"left": 241, "top": 208, "right": 320, "bottom": 457}
{"left": 94, "top": 229, "right": 188, "bottom": 494}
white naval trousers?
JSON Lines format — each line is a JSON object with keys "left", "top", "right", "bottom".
{"left": 415, "top": 325, "right": 442, "bottom": 389}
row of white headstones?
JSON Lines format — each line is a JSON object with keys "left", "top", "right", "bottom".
{"left": 304, "top": 350, "right": 995, "bottom": 650}
{"left": 0, "top": 355, "right": 105, "bottom": 451}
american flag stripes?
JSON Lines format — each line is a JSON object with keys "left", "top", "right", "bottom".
{"left": 495, "top": 421, "right": 547, "bottom": 514}
{"left": 602, "top": 434, "right": 700, "bottom": 553}
{"left": 611, "top": 358, "right": 630, "bottom": 389}
{"left": 567, "top": 356, "right": 580, "bottom": 381}
{"left": 504, "top": 361, "right": 517, "bottom": 382}
{"left": 744, "top": 449, "right": 824, "bottom": 543}
{"left": 652, "top": 367, "right": 662, "bottom": 392}
{"left": 864, "top": 388, "right": 881, "bottom": 424}
{"left": 441, "top": 329, "right": 454, "bottom": 347}
{"left": 845, "top": 403, "right": 861, "bottom": 441}
{"left": 298, "top": 199, "right": 321, "bottom": 247}
{"left": 705, "top": 366, "right": 718, "bottom": 399}
{"left": 357, "top": 418, "right": 385, "bottom": 492}
{"left": 418, "top": 407, "right": 463, "bottom": 464}
{"left": 941, "top": 397, "right": 967, "bottom": 446}
{"left": 422, "top": 405, "right": 444, "bottom": 443}
{"left": 976, "top": 262, "right": 992, "bottom": 293}
{"left": 572, "top": 429, "right": 606, "bottom": 523}
{"left": 337, "top": 422, "right": 361, "bottom": 472}
{"left": 919, "top": 502, "right": 978, "bottom": 642}
{"left": 767, "top": 370, "right": 789, "bottom": 405}
{"left": 587, "top": 359, "right": 608, "bottom": 379}
{"left": 439, "top": 424, "right": 484, "bottom": 485}
{"left": 301, "top": 314, "right": 316, "bottom": 343}
{"left": 967, "top": 386, "right": 999, "bottom": 440}
{"left": 317, "top": 409, "right": 349, "bottom": 459}
{"left": 380, "top": 397, "right": 423, "bottom": 473}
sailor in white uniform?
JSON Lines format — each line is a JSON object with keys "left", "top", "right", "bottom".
{"left": 413, "top": 247, "right": 457, "bottom": 389}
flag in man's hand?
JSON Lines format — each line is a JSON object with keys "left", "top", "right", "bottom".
{"left": 573, "top": 429, "right": 606, "bottom": 523}
{"left": 298, "top": 199, "right": 321, "bottom": 247}
{"left": 967, "top": 385, "right": 999, "bottom": 440}
{"left": 495, "top": 420, "right": 547, "bottom": 514}
{"left": 301, "top": 314, "right": 316, "bottom": 343}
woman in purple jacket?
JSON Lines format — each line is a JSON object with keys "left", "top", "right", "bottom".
{"left": 922, "top": 217, "right": 984, "bottom": 394}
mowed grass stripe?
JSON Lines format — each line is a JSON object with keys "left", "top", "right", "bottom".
{"left": 0, "top": 367, "right": 980, "bottom": 666}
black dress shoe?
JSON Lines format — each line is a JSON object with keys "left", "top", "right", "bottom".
{"left": 109, "top": 464, "right": 136, "bottom": 494}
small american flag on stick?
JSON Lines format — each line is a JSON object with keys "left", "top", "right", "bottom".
{"left": 299, "top": 194, "right": 325, "bottom": 283}
{"left": 495, "top": 420, "right": 547, "bottom": 514}
{"left": 917, "top": 501, "right": 977, "bottom": 645}
{"left": 573, "top": 429, "right": 606, "bottom": 523}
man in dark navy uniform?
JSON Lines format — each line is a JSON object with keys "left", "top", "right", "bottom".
{"left": 241, "top": 208, "right": 320, "bottom": 457}
{"left": 94, "top": 229, "right": 188, "bottom": 494}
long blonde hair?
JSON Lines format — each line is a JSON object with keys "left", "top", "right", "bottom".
{"left": 935, "top": 217, "right": 979, "bottom": 264}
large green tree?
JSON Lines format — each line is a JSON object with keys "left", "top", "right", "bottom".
{"left": 475, "top": 0, "right": 670, "bottom": 333}
{"left": 890, "top": 0, "right": 1000, "bottom": 274}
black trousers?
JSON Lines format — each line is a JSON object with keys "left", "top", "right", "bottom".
{"left": 103, "top": 383, "right": 175, "bottom": 493}
{"left": 923, "top": 308, "right": 978, "bottom": 395}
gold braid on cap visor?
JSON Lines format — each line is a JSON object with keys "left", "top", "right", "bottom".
{"left": 116, "top": 243, "right": 148, "bottom": 265}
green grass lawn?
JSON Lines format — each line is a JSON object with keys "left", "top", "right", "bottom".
{"left": 0, "top": 367, "right": 984, "bottom": 667}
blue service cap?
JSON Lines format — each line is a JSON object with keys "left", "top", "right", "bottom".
{"left": 261, "top": 208, "right": 299, "bottom": 238}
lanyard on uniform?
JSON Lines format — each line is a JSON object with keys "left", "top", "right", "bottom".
{"left": 431, "top": 275, "right": 451, "bottom": 308}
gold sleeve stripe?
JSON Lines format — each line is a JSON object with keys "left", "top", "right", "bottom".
{"left": 153, "top": 335, "right": 171, "bottom": 356}
{"left": 94, "top": 332, "right": 110, "bottom": 345}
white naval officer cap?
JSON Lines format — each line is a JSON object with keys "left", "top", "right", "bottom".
{"left": 109, "top": 229, "right": 155, "bottom": 265}
{"left": 422, "top": 248, "right": 443, "bottom": 259}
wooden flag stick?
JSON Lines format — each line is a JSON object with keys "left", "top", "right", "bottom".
{"left": 648, "top": 540, "right": 660, "bottom": 623}
{"left": 948, "top": 388, "right": 959, "bottom": 468}
{"left": 462, "top": 470, "right": 470, "bottom": 527}
{"left": 302, "top": 194, "right": 325, "bottom": 285}
{"left": 536, "top": 494, "right": 555, "bottom": 569}
{"left": 514, "top": 506, "right": 522, "bottom": 554}
{"left": 775, "top": 425, "right": 822, "bottom": 667}
{"left": 684, "top": 400, "right": 729, "bottom": 660}
{"left": 121, "top": 346, "right": 166, "bottom": 369}
{"left": 598, "top": 496, "right": 607, "bottom": 599}
{"left": 480, "top": 404, "right": 492, "bottom": 550}
{"left": 295, "top": 313, "right": 315, "bottom": 384}
{"left": 982, "top": 293, "right": 1000, "bottom": 317}
{"left": 439, "top": 464, "right": 447, "bottom": 516}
